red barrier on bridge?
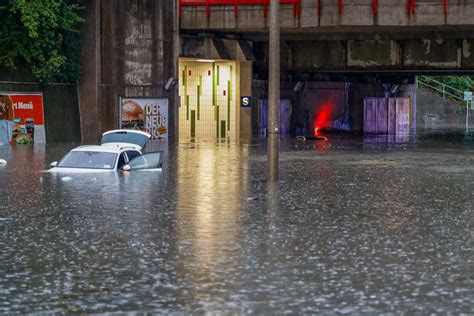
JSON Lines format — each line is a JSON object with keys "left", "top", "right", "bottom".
{"left": 407, "top": 0, "right": 415, "bottom": 15}
{"left": 179, "top": 0, "right": 448, "bottom": 17}
{"left": 179, "top": 0, "right": 300, "bottom": 17}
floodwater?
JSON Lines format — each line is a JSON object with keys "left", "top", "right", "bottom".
{"left": 0, "top": 133, "right": 473, "bottom": 314}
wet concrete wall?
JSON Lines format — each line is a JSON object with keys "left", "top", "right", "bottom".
{"left": 251, "top": 80, "right": 297, "bottom": 135}
{"left": 252, "top": 39, "right": 474, "bottom": 72}
{"left": 0, "top": 66, "right": 81, "bottom": 143}
{"left": 416, "top": 90, "right": 470, "bottom": 130}
{"left": 79, "top": 0, "right": 179, "bottom": 142}
{"left": 301, "top": 82, "right": 346, "bottom": 132}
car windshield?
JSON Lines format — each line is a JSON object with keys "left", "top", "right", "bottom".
{"left": 58, "top": 151, "right": 117, "bottom": 169}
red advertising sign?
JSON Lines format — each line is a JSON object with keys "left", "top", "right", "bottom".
{"left": 0, "top": 93, "right": 46, "bottom": 144}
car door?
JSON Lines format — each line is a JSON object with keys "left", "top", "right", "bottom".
{"left": 127, "top": 152, "right": 163, "bottom": 170}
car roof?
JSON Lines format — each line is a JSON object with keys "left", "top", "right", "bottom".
{"left": 71, "top": 144, "right": 141, "bottom": 154}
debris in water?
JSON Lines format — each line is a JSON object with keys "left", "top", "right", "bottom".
{"left": 246, "top": 197, "right": 258, "bottom": 202}
{"left": 0, "top": 159, "right": 7, "bottom": 165}
{"left": 61, "top": 176, "right": 73, "bottom": 182}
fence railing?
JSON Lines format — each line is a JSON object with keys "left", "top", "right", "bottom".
{"left": 417, "top": 75, "right": 473, "bottom": 131}
{"left": 417, "top": 75, "right": 467, "bottom": 105}
{"left": 179, "top": 0, "right": 450, "bottom": 17}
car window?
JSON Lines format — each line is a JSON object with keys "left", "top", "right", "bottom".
{"left": 101, "top": 130, "right": 149, "bottom": 149}
{"left": 58, "top": 151, "right": 117, "bottom": 169}
{"left": 117, "top": 153, "right": 127, "bottom": 170}
{"left": 125, "top": 150, "right": 140, "bottom": 162}
{"left": 128, "top": 152, "right": 163, "bottom": 170}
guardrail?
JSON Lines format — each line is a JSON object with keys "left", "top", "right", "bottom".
{"left": 179, "top": 0, "right": 450, "bottom": 17}
{"left": 417, "top": 75, "right": 473, "bottom": 131}
{"left": 417, "top": 75, "right": 468, "bottom": 105}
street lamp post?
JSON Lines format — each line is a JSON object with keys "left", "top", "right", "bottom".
{"left": 268, "top": 0, "right": 280, "bottom": 183}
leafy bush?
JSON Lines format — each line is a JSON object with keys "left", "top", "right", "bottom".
{"left": 0, "top": 0, "right": 83, "bottom": 83}
{"left": 429, "top": 76, "right": 474, "bottom": 93}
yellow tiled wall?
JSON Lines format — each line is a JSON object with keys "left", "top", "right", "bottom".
{"left": 179, "top": 59, "right": 237, "bottom": 142}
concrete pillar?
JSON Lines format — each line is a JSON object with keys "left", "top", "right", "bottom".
{"left": 171, "top": 0, "right": 180, "bottom": 143}
{"left": 78, "top": 0, "right": 101, "bottom": 143}
{"left": 239, "top": 61, "right": 253, "bottom": 141}
{"left": 267, "top": 0, "right": 280, "bottom": 183}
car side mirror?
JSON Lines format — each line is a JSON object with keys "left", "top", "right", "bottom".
{"left": 123, "top": 164, "right": 131, "bottom": 172}
{"left": 50, "top": 161, "right": 58, "bottom": 167}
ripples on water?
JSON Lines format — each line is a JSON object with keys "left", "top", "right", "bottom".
{"left": 0, "top": 136, "right": 473, "bottom": 314}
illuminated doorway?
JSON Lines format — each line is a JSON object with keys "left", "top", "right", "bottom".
{"left": 179, "top": 59, "right": 237, "bottom": 142}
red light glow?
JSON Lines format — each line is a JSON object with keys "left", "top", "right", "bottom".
{"left": 313, "top": 103, "right": 333, "bottom": 136}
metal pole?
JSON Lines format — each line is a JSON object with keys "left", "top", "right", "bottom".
{"left": 466, "top": 101, "right": 469, "bottom": 133}
{"left": 267, "top": 0, "right": 280, "bottom": 183}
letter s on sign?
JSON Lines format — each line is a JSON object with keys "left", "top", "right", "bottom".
{"left": 241, "top": 96, "right": 251, "bottom": 107}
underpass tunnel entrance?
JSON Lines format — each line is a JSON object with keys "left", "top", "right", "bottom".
{"left": 254, "top": 78, "right": 418, "bottom": 140}
{"left": 179, "top": 58, "right": 237, "bottom": 142}
{"left": 253, "top": 74, "right": 473, "bottom": 142}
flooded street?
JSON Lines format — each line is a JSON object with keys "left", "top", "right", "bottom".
{"left": 0, "top": 135, "right": 473, "bottom": 314}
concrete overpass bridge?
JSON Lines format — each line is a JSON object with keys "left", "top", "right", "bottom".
{"left": 179, "top": 0, "right": 474, "bottom": 72}
{"left": 75, "top": 0, "right": 473, "bottom": 143}
{"left": 178, "top": 1, "right": 474, "bottom": 139}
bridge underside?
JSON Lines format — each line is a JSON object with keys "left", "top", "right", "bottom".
{"left": 181, "top": 35, "right": 474, "bottom": 76}
{"left": 180, "top": 0, "right": 474, "bottom": 73}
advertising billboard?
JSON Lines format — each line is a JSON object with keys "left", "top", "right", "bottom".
{"left": 120, "top": 97, "right": 168, "bottom": 140}
{"left": 0, "top": 93, "right": 46, "bottom": 145}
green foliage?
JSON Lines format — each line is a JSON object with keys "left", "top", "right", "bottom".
{"left": 0, "top": 0, "right": 83, "bottom": 83}
{"left": 428, "top": 76, "right": 474, "bottom": 92}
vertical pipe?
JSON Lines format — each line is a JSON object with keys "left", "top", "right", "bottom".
{"left": 466, "top": 101, "right": 469, "bottom": 133}
{"left": 268, "top": 0, "right": 280, "bottom": 183}
{"left": 444, "top": 0, "right": 447, "bottom": 15}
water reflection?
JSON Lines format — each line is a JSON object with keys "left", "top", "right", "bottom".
{"left": 0, "top": 138, "right": 473, "bottom": 314}
{"left": 1, "top": 144, "right": 45, "bottom": 210}
{"left": 175, "top": 144, "right": 247, "bottom": 305}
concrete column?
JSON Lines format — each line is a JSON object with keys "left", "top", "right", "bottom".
{"left": 267, "top": 0, "right": 280, "bottom": 183}
{"left": 171, "top": 0, "right": 180, "bottom": 143}
{"left": 239, "top": 61, "right": 253, "bottom": 141}
{"left": 78, "top": 0, "right": 101, "bottom": 143}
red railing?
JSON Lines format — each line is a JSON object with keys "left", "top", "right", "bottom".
{"left": 179, "top": 0, "right": 450, "bottom": 17}
{"left": 179, "top": 0, "right": 300, "bottom": 18}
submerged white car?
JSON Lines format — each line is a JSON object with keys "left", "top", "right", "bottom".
{"left": 48, "top": 130, "right": 163, "bottom": 173}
